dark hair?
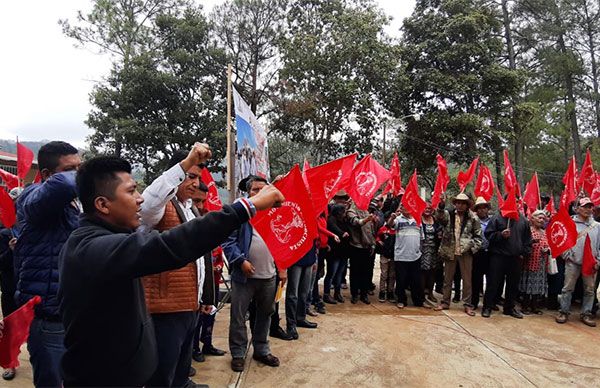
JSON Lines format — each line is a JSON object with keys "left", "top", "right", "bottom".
{"left": 198, "top": 182, "right": 209, "bottom": 193}
{"left": 77, "top": 156, "right": 132, "bottom": 214}
{"left": 167, "top": 150, "right": 189, "bottom": 169}
{"left": 246, "top": 176, "right": 268, "bottom": 192}
{"left": 38, "top": 141, "right": 78, "bottom": 172}
{"left": 330, "top": 204, "right": 346, "bottom": 217}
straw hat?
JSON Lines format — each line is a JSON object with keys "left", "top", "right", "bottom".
{"left": 473, "top": 196, "right": 491, "bottom": 209}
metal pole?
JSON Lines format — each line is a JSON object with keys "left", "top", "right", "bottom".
{"left": 226, "top": 64, "right": 235, "bottom": 203}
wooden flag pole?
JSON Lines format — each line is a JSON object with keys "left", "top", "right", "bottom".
{"left": 226, "top": 64, "right": 235, "bottom": 203}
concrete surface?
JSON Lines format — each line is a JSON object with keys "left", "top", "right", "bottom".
{"left": 2, "top": 284, "right": 600, "bottom": 387}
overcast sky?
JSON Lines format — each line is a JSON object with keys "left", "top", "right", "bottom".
{"left": 0, "top": 0, "right": 415, "bottom": 148}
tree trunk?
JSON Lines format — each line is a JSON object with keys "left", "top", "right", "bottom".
{"left": 582, "top": 0, "right": 600, "bottom": 138}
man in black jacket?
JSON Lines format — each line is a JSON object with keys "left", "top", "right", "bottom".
{"left": 58, "top": 152, "right": 283, "bottom": 387}
{"left": 481, "top": 211, "right": 532, "bottom": 319}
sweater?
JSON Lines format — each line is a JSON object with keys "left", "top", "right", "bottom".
{"left": 484, "top": 213, "right": 532, "bottom": 258}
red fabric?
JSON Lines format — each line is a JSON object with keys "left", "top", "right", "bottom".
{"left": 496, "top": 187, "right": 504, "bottom": 208}
{"left": 457, "top": 157, "right": 479, "bottom": 192}
{"left": 200, "top": 168, "right": 223, "bottom": 212}
{"left": 251, "top": 165, "right": 318, "bottom": 270}
{"left": 503, "top": 150, "right": 521, "bottom": 197}
{"left": 474, "top": 164, "right": 495, "bottom": 201}
{"left": 591, "top": 173, "right": 600, "bottom": 206}
{"left": 430, "top": 174, "right": 444, "bottom": 209}
{"left": 582, "top": 235, "right": 598, "bottom": 277}
{"left": 500, "top": 189, "right": 519, "bottom": 220}
{"left": 522, "top": 173, "right": 540, "bottom": 213}
{"left": 545, "top": 206, "right": 578, "bottom": 258}
{"left": 579, "top": 150, "right": 596, "bottom": 196}
{"left": 0, "top": 168, "right": 19, "bottom": 190}
{"left": 16, "top": 142, "right": 34, "bottom": 180}
{"left": 305, "top": 154, "right": 356, "bottom": 215}
{"left": 436, "top": 154, "right": 451, "bottom": 191}
{"left": 561, "top": 157, "right": 578, "bottom": 208}
{"left": 302, "top": 159, "right": 311, "bottom": 187}
{"left": 346, "top": 154, "right": 391, "bottom": 211}
{"left": 0, "top": 295, "right": 41, "bottom": 368}
{"left": 0, "top": 189, "right": 16, "bottom": 228}
{"left": 545, "top": 194, "right": 556, "bottom": 215}
{"left": 382, "top": 152, "right": 403, "bottom": 196}
{"left": 401, "top": 171, "right": 427, "bottom": 226}
{"left": 33, "top": 171, "right": 42, "bottom": 184}
{"left": 317, "top": 214, "right": 335, "bottom": 248}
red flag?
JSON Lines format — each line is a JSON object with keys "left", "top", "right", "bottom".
{"left": 457, "top": 157, "right": 479, "bottom": 192}
{"left": 16, "top": 141, "right": 34, "bottom": 180}
{"left": 305, "top": 154, "right": 356, "bottom": 215}
{"left": 200, "top": 168, "right": 223, "bottom": 212}
{"left": 579, "top": 150, "right": 596, "bottom": 196}
{"left": 430, "top": 174, "right": 444, "bottom": 209}
{"left": 522, "top": 173, "right": 540, "bottom": 213}
{"left": 0, "top": 295, "right": 41, "bottom": 368}
{"left": 591, "top": 173, "right": 600, "bottom": 206}
{"left": 474, "top": 164, "right": 495, "bottom": 201}
{"left": 252, "top": 165, "right": 318, "bottom": 270}
{"left": 0, "top": 168, "right": 19, "bottom": 190}
{"left": 347, "top": 154, "right": 392, "bottom": 210}
{"left": 436, "top": 154, "right": 450, "bottom": 192}
{"left": 503, "top": 150, "right": 521, "bottom": 197}
{"left": 500, "top": 189, "right": 519, "bottom": 220}
{"left": 302, "top": 158, "right": 311, "bottom": 187}
{"left": 401, "top": 171, "right": 427, "bottom": 226}
{"left": 546, "top": 206, "right": 578, "bottom": 258}
{"left": 496, "top": 187, "right": 505, "bottom": 208}
{"left": 561, "top": 156, "right": 578, "bottom": 208}
{"left": 545, "top": 193, "right": 556, "bottom": 215}
{"left": 0, "top": 189, "right": 16, "bottom": 228}
{"left": 33, "top": 171, "right": 42, "bottom": 184}
{"left": 582, "top": 235, "right": 598, "bottom": 276}
{"left": 382, "top": 152, "right": 403, "bottom": 196}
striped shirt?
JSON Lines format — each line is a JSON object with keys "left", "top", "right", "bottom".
{"left": 393, "top": 214, "right": 422, "bottom": 262}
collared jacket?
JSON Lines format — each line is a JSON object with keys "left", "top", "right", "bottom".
{"left": 436, "top": 208, "right": 482, "bottom": 260}
{"left": 563, "top": 216, "right": 600, "bottom": 265}
{"left": 345, "top": 205, "right": 376, "bottom": 250}
{"left": 484, "top": 213, "right": 532, "bottom": 258}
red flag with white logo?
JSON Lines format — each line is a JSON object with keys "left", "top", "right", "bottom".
{"left": 545, "top": 193, "right": 556, "bottom": 215}
{"left": 347, "top": 154, "right": 391, "bottom": 211}
{"left": 579, "top": 150, "right": 596, "bottom": 196}
{"left": 252, "top": 165, "right": 318, "bottom": 270}
{"left": 436, "top": 154, "right": 451, "bottom": 192}
{"left": 0, "top": 168, "right": 19, "bottom": 190}
{"left": 302, "top": 158, "right": 311, "bottom": 187}
{"left": 522, "top": 173, "right": 540, "bottom": 213}
{"left": 16, "top": 141, "right": 34, "bottom": 180}
{"left": 561, "top": 156, "right": 578, "bottom": 208}
{"left": 0, "top": 295, "right": 41, "bottom": 368}
{"left": 401, "top": 171, "right": 427, "bottom": 226}
{"left": 496, "top": 187, "right": 504, "bottom": 208}
{"left": 382, "top": 152, "right": 403, "bottom": 196}
{"left": 305, "top": 154, "right": 356, "bottom": 215}
{"left": 200, "top": 167, "right": 223, "bottom": 212}
{"left": 457, "top": 157, "right": 479, "bottom": 192}
{"left": 430, "top": 174, "right": 444, "bottom": 209}
{"left": 545, "top": 206, "right": 578, "bottom": 258}
{"left": 474, "top": 164, "right": 495, "bottom": 201}
{"left": 582, "top": 235, "right": 598, "bottom": 277}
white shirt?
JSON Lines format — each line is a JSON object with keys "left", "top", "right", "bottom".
{"left": 139, "top": 163, "right": 206, "bottom": 304}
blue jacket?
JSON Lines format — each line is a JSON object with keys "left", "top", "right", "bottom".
{"left": 222, "top": 222, "right": 254, "bottom": 284}
{"left": 14, "top": 171, "right": 79, "bottom": 318}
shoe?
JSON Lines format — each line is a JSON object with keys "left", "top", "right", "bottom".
{"left": 203, "top": 345, "right": 227, "bottom": 356}
{"left": 189, "top": 366, "right": 196, "bottom": 377}
{"left": 270, "top": 326, "right": 293, "bottom": 341}
{"left": 334, "top": 292, "right": 345, "bottom": 303}
{"left": 464, "top": 306, "right": 475, "bottom": 316}
{"left": 396, "top": 302, "right": 405, "bottom": 309}
{"left": 427, "top": 294, "right": 438, "bottom": 303}
{"left": 503, "top": 309, "right": 523, "bottom": 319}
{"left": 341, "top": 283, "right": 348, "bottom": 289}
{"left": 315, "top": 305, "right": 326, "bottom": 314}
{"left": 231, "top": 357, "right": 245, "bottom": 372}
{"left": 297, "top": 319, "right": 318, "bottom": 329}
{"left": 555, "top": 312, "right": 568, "bottom": 324}
{"left": 286, "top": 326, "right": 299, "bottom": 340}
{"left": 306, "top": 307, "right": 318, "bottom": 317}
{"left": 581, "top": 314, "right": 597, "bottom": 327}
{"left": 481, "top": 308, "right": 491, "bottom": 318}
{"left": 491, "top": 305, "right": 500, "bottom": 311}
{"left": 252, "top": 353, "right": 280, "bottom": 367}
{"left": 360, "top": 295, "right": 371, "bottom": 305}
{"left": 2, "top": 369, "right": 15, "bottom": 381}
{"left": 522, "top": 308, "right": 532, "bottom": 316}
{"left": 433, "top": 303, "right": 449, "bottom": 311}
{"left": 378, "top": 291, "right": 386, "bottom": 302}
{"left": 351, "top": 296, "right": 359, "bottom": 304}
{"left": 423, "top": 299, "right": 436, "bottom": 308}
{"left": 367, "top": 290, "right": 375, "bottom": 295}
{"left": 388, "top": 294, "right": 398, "bottom": 303}
{"left": 323, "top": 294, "right": 337, "bottom": 304}
{"left": 452, "top": 298, "right": 460, "bottom": 303}
{"left": 192, "top": 351, "right": 205, "bottom": 362}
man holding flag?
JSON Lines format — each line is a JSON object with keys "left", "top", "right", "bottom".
{"left": 556, "top": 197, "right": 600, "bottom": 327}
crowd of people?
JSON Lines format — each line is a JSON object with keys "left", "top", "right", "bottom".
{"left": 0, "top": 140, "right": 598, "bottom": 388}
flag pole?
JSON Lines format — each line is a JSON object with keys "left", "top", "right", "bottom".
{"left": 226, "top": 64, "right": 235, "bottom": 204}
{"left": 16, "top": 136, "right": 21, "bottom": 189}
{"left": 536, "top": 172, "right": 542, "bottom": 210}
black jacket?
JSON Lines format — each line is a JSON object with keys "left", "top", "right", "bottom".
{"left": 484, "top": 213, "right": 532, "bottom": 258}
{"left": 58, "top": 202, "right": 249, "bottom": 387}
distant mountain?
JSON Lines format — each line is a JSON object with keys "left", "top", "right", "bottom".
{"left": 0, "top": 140, "right": 49, "bottom": 156}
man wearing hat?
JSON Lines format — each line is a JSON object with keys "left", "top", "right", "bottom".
{"left": 556, "top": 197, "right": 600, "bottom": 327}
{"left": 471, "top": 197, "right": 492, "bottom": 310}
{"left": 434, "top": 193, "right": 482, "bottom": 316}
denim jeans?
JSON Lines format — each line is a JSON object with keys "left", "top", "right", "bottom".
{"left": 324, "top": 257, "right": 347, "bottom": 294}
{"left": 285, "top": 265, "right": 312, "bottom": 328}
{"left": 229, "top": 277, "right": 276, "bottom": 358}
{"left": 27, "top": 318, "right": 65, "bottom": 388}
{"left": 560, "top": 261, "right": 597, "bottom": 315}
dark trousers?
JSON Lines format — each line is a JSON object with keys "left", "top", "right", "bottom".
{"left": 28, "top": 318, "right": 65, "bottom": 388}
{"left": 193, "top": 312, "right": 216, "bottom": 354}
{"left": 311, "top": 250, "right": 327, "bottom": 304}
{"left": 483, "top": 254, "right": 522, "bottom": 312}
{"left": 472, "top": 250, "right": 490, "bottom": 308}
{"left": 367, "top": 251, "right": 376, "bottom": 290}
{"left": 147, "top": 311, "right": 198, "bottom": 387}
{"left": 286, "top": 264, "right": 312, "bottom": 328}
{"left": 0, "top": 271, "right": 17, "bottom": 317}
{"left": 349, "top": 247, "right": 371, "bottom": 298}
{"left": 394, "top": 260, "right": 424, "bottom": 306}
{"left": 547, "top": 258, "right": 566, "bottom": 309}
{"left": 324, "top": 256, "right": 347, "bottom": 294}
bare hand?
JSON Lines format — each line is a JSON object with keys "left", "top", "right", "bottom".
{"left": 8, "top": 238, "right": 17, "bottom": 251}
{"left": 248, "top": 184, "right": 285, "bottom": 211}
{"left": 181, "top": 142, "right": 212, "bottom": 171}
{"left": 278, "top": 269, "right": 287, "bottom": 286}
{"left": 501, "top": 229, "right": 511, "bottom": 239}
{"left": 342, "top": 232, "right": 349, "bottom": 238}
{"left": 333, "top": 235, "right": 340, "bottom": 243}
{"left": 241, "top": 260, "right": 255, "bottom": 277}
{"left": 201, "top": 305, "right": 213, "bottom": 315}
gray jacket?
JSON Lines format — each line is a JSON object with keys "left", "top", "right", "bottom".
{"left": 564, "top": 216, "right": 600, "bottom": 265}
